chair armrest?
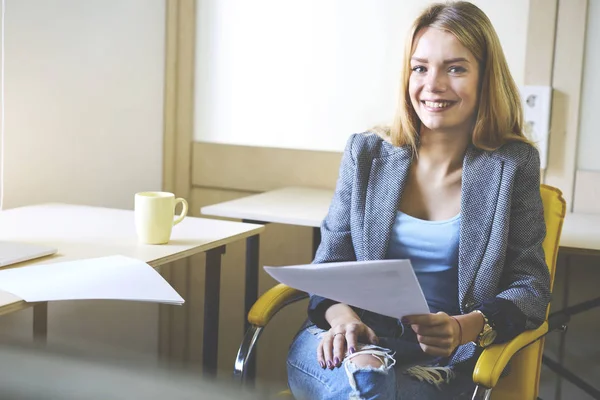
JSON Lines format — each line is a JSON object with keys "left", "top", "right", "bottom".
{"left": 473, "top": 321, "right": 548, "bottom": 388}
{"left": 248, "top": 284, "right": 308, "bottom": 327}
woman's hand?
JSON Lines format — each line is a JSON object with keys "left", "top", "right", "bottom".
{"left": 403, "top": 312, "right": 461, "bottom": 357}
{"left": 316, "top": 319, "right": 379, "bottom": 369}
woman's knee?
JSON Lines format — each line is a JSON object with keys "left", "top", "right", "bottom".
{"left": 345, "top": 345, "right": 396, "bottom": 371}
{"left": 346, "top": 354, "right": 385, "bottom": 369}
{"left": 342, "top": 346, "right": 397, "bottom": 399}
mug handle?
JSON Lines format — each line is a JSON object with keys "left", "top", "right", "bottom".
{"left": 173, "top": 198, "right": 188, "bottom": 226}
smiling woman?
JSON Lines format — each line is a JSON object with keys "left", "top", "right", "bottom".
{"left": 287, "top": 2, "right": 548, "bottom": 399}
{"left": 381, "top": 1, "right": 529, "bottom": 154}
{"left": 409, "top": 28, "right": 480, "bottom": 139}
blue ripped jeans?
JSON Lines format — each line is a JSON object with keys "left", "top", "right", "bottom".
{"left": 287, "top": 312, "right": 476, "bottom": 400}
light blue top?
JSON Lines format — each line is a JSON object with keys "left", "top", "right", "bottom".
{"left": 385, "top": 211, "right": 461, "bottom": 316}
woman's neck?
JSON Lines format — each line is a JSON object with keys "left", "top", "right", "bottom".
{"left": 416, "top": 127, "right": 471, "bottom": 175}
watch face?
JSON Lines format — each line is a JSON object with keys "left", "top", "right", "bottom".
{"left": 481, "top": 330, "right": 498, "bottom": 347}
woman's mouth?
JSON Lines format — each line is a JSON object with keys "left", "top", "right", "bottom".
{"left": 421, "top": 100, "right": 455, "bottom": 111}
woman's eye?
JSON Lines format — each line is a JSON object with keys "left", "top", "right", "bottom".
{"left": 449, "top": 66, "right": 466, "bottom": 74}
{"left": 412, "top": 66, "right": 426, "bottom": 73}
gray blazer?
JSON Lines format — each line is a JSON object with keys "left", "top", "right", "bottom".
{"left": 308, "top": 132, "right": 550, "bottom": 364}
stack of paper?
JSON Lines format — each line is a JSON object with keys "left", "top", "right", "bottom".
{"left": 0, "top": 255, "right": 184, "bottom": 305}
{"left": 264, "top": 259, "right": 428, "bottom": 319}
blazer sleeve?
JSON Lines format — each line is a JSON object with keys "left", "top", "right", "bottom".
{"left": 307, "top": 134, "right": 358, "bottom": 329}
{"left": 475, "top": 146, "right": 551, "bottom": 342}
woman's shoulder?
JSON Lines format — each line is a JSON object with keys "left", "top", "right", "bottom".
{"left": 489, "top": 140, "right": 539, "bottom": 168}
{"left": 345, "top": 131, "right": 408, "bottom": 160}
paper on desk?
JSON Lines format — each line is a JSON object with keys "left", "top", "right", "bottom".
{"left": 264, "top": 260, "right": 429, "bottom": 319}
{"left": 0, "top": 255, "right": 184, "bottom": 305}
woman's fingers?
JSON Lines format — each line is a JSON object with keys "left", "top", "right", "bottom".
{"left": 404, "top": 313, "right": 447, "bottom": 326}
{"left": 411, "top": 323, "right": 453, "bottom": 337}
{"left": 409, "top": 312, "right": 460, "bottom": 357}
{"left": 316, "top": 322, "right": 380, "bottom": 370}
{"left": 416, "top": 334, "right": 453, "bottom": 348}
{"left": 316, "top": 340, "right": 326, "bottom": 369}
{"left": 366, "top": 326, "right": 379, "bottom": 345}
{"left": 418, "top": 342, "right": 454, "bottom": 357}
{"left": 409, "top": 313, "right": 454, "bottom": 338}
{"left": 332, "top": 333, "right": 346, "bottom": 366}
{"left": 345, "top": 330, "right": 358, "bottom": 355}
{"left": 321, "top": 334, "right": 335, "bottom": 369}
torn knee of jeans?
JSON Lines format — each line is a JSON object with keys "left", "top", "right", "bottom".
{"left": 344, "top": 346, "right": 396, "bottom": 373}
{"left": 344, "top": 347, "right": 396, "bottom": 398}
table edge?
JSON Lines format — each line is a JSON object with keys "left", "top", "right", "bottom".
{"left": 148, "top": 225, "right": 264, "bottom": 266}
{"left": 200, "top": 208, "right": 322, "bottom": 228}
{"left": 0, "top": 225, "right": 265, "bottom": 314}
{"left": 558, "top": 246, "right": 600, "bottom": 256}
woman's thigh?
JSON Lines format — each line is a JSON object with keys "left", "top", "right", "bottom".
{"left": 287, "top": 326, "right": 396, "bottom": 400}
{"left": 287, "top": 327, "right": 348, "bottom": 399}
{"left": 393, "top": 369, "right": 475, "bottom": 400}
{"left": 287, "top": 327, "right": 475, "bottom": 400}
{"left": 379, "top": 337, "right": 475, "bottom": 400}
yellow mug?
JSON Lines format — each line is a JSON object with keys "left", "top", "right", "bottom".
{"left": 134, "top": 191, "right": 188, "bottom": 244}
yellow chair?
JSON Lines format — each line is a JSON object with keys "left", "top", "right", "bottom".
{"left": 234, "top": 184, "right": 566, "bottom": 400}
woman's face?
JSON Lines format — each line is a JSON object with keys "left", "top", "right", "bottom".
{"left": 409, "top": 27, "right": 480, "bottom": 135}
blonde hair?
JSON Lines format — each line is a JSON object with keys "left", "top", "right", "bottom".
{"left": 375, "top": 1, "right": 529, "bottom": 151}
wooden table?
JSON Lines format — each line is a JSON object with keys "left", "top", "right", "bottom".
{"left": 558, "top": 212, "right": 600, "bottom": 255}
{"left": 201, "top": 187, "right": 331, "bottom": 381}
{"left": 0, "top": 203, "right": 264, "bottom": 376}
{"left": 201, "top": 187, "right": 332, "bottom": 331}
{"left": 544, "top": 212, "right": 600, "bottom": 399}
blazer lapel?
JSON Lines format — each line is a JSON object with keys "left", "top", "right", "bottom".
{"left": 459, "top": 146, "right": 504, "bottom": 309}
{"left": 363, "top": 147, "right": 412, "bottom": 260}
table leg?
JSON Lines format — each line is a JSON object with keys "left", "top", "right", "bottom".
{"left": 542, "top": 355, "right": 600, "bottom": 399}
{"left": 203, "top": 245, "right": 226, "bottom": 377}
{"left": 544, "top": 253, "right": 600, "bottom": 400}
{"left": 555, "top": 254, "right": 571, "bottom": 400}
{"left": 242, "top": 229, "right": 261, "bottom": 335}
{"left": 312, "top": 227, "right": 321, "bottom": 260}
{"left": 33, "top": 302, "right": 48, "bottom": 344}
{"left": 242, "top": 224, "right": 263, "bottom": 385}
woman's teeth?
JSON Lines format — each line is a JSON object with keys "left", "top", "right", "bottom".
{"left": 424, "top": 101, "right": 451, "bottom": 108}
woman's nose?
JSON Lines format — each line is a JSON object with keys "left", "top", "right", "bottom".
{"left": 424, "top": 71, "right": 447, "bottom": 93}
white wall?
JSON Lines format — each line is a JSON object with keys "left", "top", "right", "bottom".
{"left": 194, "top": 0, "right": 529, "bottom": 151}
{"left": 3, "top": 0, "right": 165, "bottom": 210}
{"left": 577, "top": 0, "right": 600, "bottom": 171}
{"left": 0, "top": 0, "right": 165, "bottom": 361}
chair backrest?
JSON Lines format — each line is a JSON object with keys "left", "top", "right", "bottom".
{"left": 491, "top": 184, "right": 567, "bottom": 399}
{"left": 540, "top": 184, "right": 568, "bottom": 300}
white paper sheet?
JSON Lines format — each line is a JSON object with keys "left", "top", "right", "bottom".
{"left": 264, "top": 259, "right": 429, "bottom": 319}
{"left": 0, "top": 255, "right": 184, "bottom": 305}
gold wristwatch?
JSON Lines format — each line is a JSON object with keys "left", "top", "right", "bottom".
{"left": 472, "top": 310, "right": 497, "bottom": 348}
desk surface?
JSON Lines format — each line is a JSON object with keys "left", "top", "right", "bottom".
{"left": 560, "top": 212, "right": 600, "bottom": 254}
{"left": 201, "top": 187, "right": 333, "bottom": 227}
{"left": 0, "top": 203, "right": 264, "bottom": 315}
{"left": 201, "top": 186, "right": 600, "bottom": 254}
